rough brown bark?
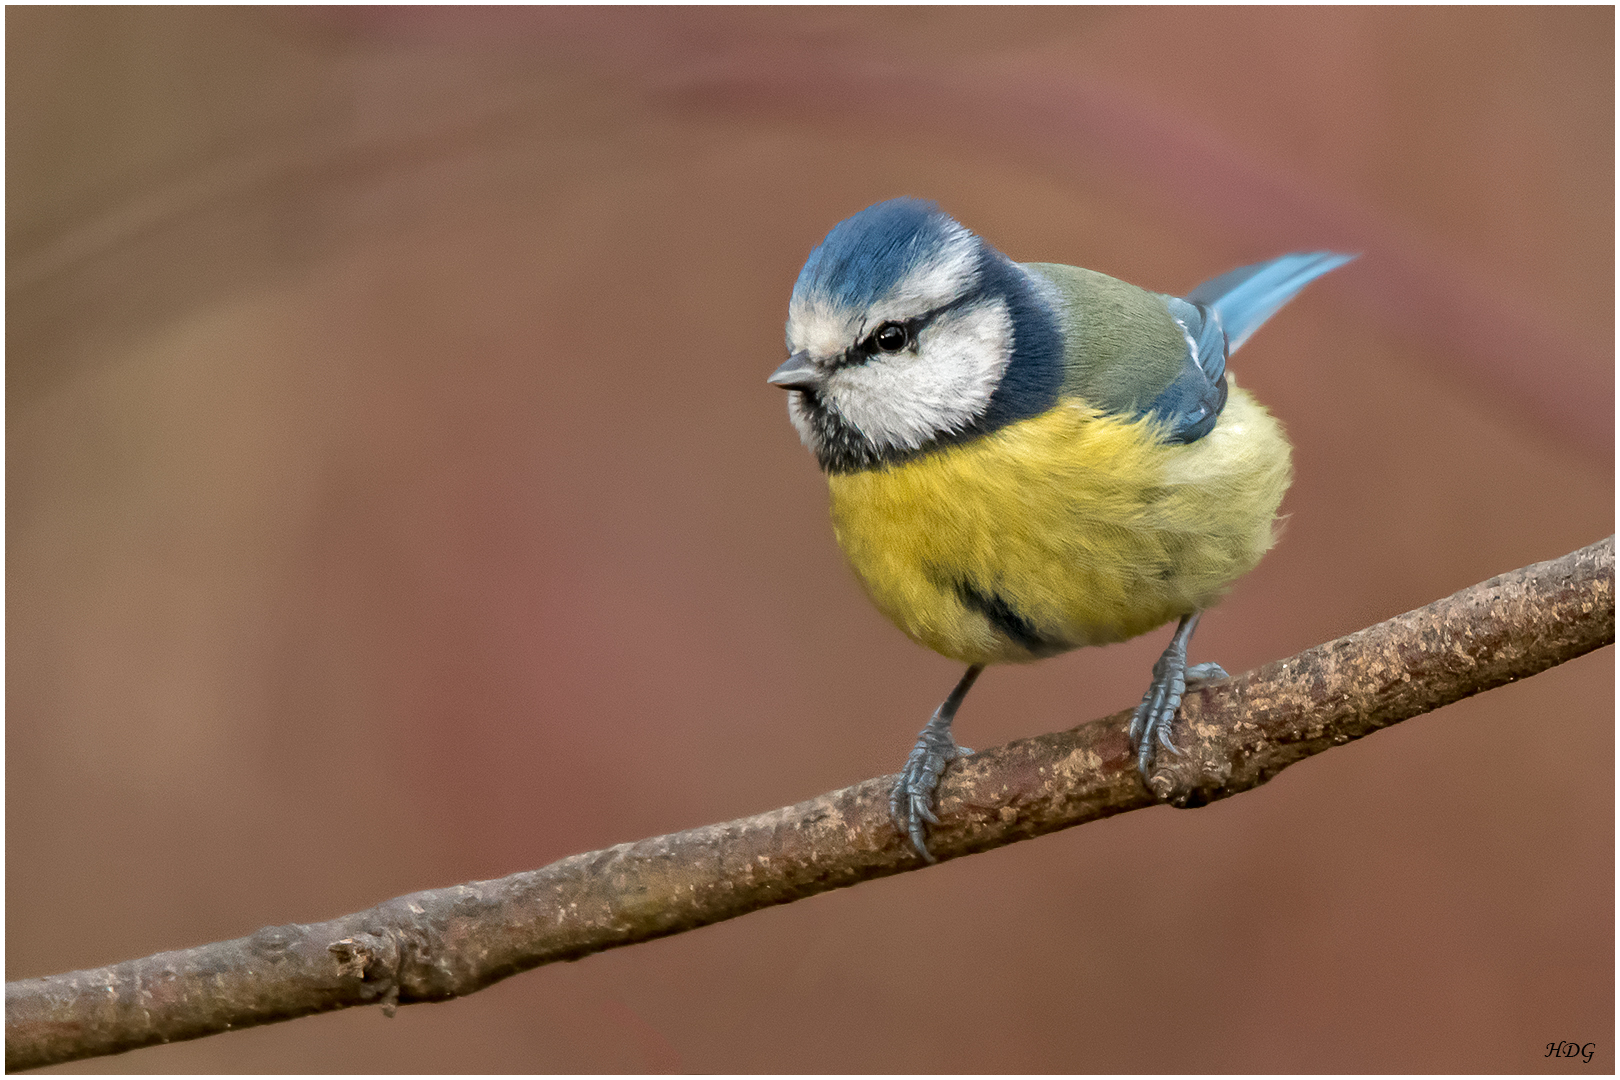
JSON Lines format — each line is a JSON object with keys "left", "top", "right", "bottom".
{"left": 7, "top": 538, "right": 1613, "bottom": 1071}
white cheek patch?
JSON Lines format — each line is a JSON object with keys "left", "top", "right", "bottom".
{"left": 824, "top": 298, "right": 1014, "bottom": 452}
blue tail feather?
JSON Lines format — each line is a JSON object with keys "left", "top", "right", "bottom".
{"left": 1188, "top": 252, "right": 1355, "bottom": 353}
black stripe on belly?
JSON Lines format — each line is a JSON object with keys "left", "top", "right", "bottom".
{"left": 954, "top": 581, "right": 1054, "bottom": 654}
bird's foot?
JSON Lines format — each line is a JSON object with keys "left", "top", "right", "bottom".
{"left": 1130, "top": 615, "right": 1227, "bottom": 778}
{"left": 890, "top": 724, "right": 974, "bottom": 864}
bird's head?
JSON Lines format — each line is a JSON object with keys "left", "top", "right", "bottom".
{"left": 772, "top": 198, "right": 1055, "bottom": 473}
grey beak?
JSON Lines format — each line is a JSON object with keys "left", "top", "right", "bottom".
{"left": 767, "top": 350, "right": 824, "bottom": 393}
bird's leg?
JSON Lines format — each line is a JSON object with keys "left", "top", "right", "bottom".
{"left": 1129, "top": 613, "right": 1228, "bottom": 777}
{"left": 891, "top": 664, "right": 983, "bottom": 863}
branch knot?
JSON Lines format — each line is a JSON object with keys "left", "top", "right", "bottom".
{"left": 328, "top": 931, "right": 402, "bottom": 1014}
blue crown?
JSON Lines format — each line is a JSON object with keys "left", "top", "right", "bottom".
{"left": 792, "top": 198, "right": 966, "bottom": 311}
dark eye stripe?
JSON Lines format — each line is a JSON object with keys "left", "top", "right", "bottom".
{"left": 836, "top": 286, "right": 990, "bottom": 369}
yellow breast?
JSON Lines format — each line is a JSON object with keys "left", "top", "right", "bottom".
{"left": 825, "top": 384, "right": 1293, "bottom": 665}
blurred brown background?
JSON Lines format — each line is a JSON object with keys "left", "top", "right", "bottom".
{"left": 7, "top": 7, "right": 1613, "bottom": 1073}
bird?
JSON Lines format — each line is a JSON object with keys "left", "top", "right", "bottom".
{"left": 768, "top": 197, "right": 1352, "bottom": 862}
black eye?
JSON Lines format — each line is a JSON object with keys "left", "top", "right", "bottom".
{"left": 872, "top": 322, "right": 909, "bottom": 353}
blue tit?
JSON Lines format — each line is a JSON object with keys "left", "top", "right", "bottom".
{"left": 769, "top": 197, "right": 1352, "bottom": 861}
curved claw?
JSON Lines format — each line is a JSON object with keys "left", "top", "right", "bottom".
{"left": 910, "top": 823, "right": 929, "bottom": 859}
{"left": 1157, "top": 723, "right": 1183, "bottom": 754}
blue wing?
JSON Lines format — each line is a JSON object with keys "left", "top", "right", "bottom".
{"left": 1144, "top": 252, "right": 1354, "bottom": 444}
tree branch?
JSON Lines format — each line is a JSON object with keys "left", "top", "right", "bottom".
{"left": 7, "top": 538, "right": 1613, "bottom": 1071}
